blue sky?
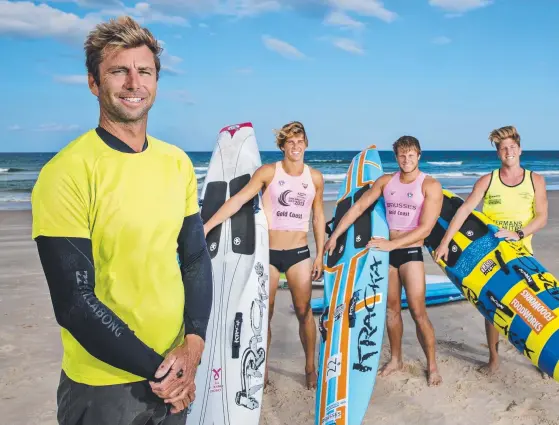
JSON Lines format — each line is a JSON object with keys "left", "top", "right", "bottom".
{"left": 1, "top": 0, "right": 558, "bottom": 153}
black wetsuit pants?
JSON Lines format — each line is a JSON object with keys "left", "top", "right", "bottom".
{"left": 57, "top": 371, "right": 188, "bottom": 425}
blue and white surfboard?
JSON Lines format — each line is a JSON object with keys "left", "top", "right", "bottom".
{"left": 316, "top": 145, "right": 389, "bottom": 425}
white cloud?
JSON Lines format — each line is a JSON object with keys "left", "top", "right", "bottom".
{"left": 8, "top": 124, "right": 22, "bottom": 131}
{"left": 0, "top": 1, "right": 97, "bottom": 43}
{"left": 328, "top": 0, "right": 397, "bottom": 23}
{"left": 54, "top": 74, "right": 88, "bottom": 84}
{"left": 262, "top": 35, "right": 306, "bottom": 60}
{"left": 159, "top": 47, "right": 185, "bottom": 75}
{"left": 93, "top": 2, "right": 189, "bottom": 26}
{"left": 432, "top": 36, "right": 452, "bottom": 45}
{"left": 324, "top": 10, "right": 364, "bottom": 30}
{"left": 35, "top": 123, "right": 80, "bottom": 132}
{"left": 147, "top": 0, "right": 396, "bottom": 25}
{"left": 45, "top": 0, "right": 120, "bottom": 7}
{"left": 429, "top": 0, "right": 492, "bottom": 15}
{"left": 332, "top": 38, "right": 364, "bottom": 55}
{"left": 0, "top": 1, "right": 187, "bottom": 45}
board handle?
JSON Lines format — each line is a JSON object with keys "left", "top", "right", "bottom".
{"left": 494, "top": 250, "right": 510, "bottom": 275}
{"left": 318, "top": 306, "right": 329, "bottom": 341}
{"left": 232, "top": 312, "right": 243, "bottom": 359}
{"left": 325, "top": 218, "right": 334, "bottom": 236}
{"left": 512, "top": 265, "right": 540, "bottom": 292}
{"left": 348, "top": 291, "right": 358, "bottom": 328}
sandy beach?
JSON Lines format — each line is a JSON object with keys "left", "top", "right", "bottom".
{"left": 1, "top": 193, "right": 558, "bottom": 425}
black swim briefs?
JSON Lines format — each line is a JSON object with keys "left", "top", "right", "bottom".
{"left": 270, "top": 246, "right": 311, "bottom": 273}
{"left": 389, "top": 247, "right": 424, "bottom": 268}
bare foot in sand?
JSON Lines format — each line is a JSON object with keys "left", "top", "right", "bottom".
{"left": 428, "top": 369, "right": 442, "bottom": 387}
{"left": 378, "top": 358, "right": 403, "bottom": 378}
{"left": 305, "top": 368, "right": 317, "bottom": 389}
{"left": 478, "top": 360, "right": 499, "bottom": 375}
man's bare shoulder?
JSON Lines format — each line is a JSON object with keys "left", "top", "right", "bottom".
{"left": 309, "top": 166, "right": 324, "bottom": 186}
{"left": 531, "top": 171, "right": 546, "bottom": 187}
{"left": 423, "top": 174, "right": 443, "bottom": 191}
{"left": 255, "top": 163, "right": 277, "bottom": 184}
{"left": 378, "top": 172, "right": 394, "bottom": 183}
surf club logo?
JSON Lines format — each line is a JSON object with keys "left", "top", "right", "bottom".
{"left": 353, "top": 256, "right": 384, "bottom": 373}
{"left": 210, "top": 242, "right": 217, "bottom": 251}
{"left": 278, "top": 190, "right": 307, "bottom": 207}
{"left": 234, "top": 237, "right": 241, "bottom": 246}
{"left": 235, "top": 262, "right": 268, "bottom": 410}
{"left": 302, "top": 183, "right": 308, "bottom": 189}
{"left": 407, "top": 192, "right": 413, "bottom": 198}
{"left": 480, "top": 259, "right": 497, "bottom": 275}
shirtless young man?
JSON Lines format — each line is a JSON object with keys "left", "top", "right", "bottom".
{"left": 434, "top": 125, "right": 548, "bottom": 375}
{"left": 203, "top": 121, "right": 326, "bottom": 389}
{"left": 324, "top": 136, "right": 444, "bottom": 386}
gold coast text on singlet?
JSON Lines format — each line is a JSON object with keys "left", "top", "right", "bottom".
{"left": 482, "top": 169, "right": 536, "bottom": 253}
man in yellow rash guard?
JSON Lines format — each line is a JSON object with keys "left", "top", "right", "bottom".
{"left": 31, "top": 16, "right": 212, "bottom": 424}
{"left": 434, "top": 126, "right": 548, "bottom": 375}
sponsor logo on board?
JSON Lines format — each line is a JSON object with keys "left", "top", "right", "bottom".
{"left": 510, "top": 288, "right": 556, "bottom": 334}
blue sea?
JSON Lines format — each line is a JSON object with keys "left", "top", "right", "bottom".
{"left": 2, "top": 150, "right": 559, "bottom": 211}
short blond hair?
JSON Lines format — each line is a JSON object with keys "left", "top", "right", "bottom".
{"left": 489, "top": 125, "right": 521, "bottom": 148}
{"left": 274, "top": 121, "right": 308, "bottom": 150}
{"left": 84, "top": 16, "right": 163, "bottom": 85}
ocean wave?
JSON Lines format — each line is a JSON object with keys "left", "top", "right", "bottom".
{"left": 323, "top": 173, "right": 347, "bottom": 182}
{"left": 194, "top": 166, "right": 208, "bottom": 171}
{"left": 429, "top": 171, "right": 486, "bottom": 178}
{"left": 427, "top": 161, "right": 463, "bottom": 166}
{"left": 308, "top": 159, "right": 348, "bottom": 164}
{"left": 196, "top": 173, "right": 207, "bottom": 180}
{"left": 0, "top": 193, "right": 31, "bottom": 202}
{"left": 0, "top": 167, "right": 27, "bottom": 173}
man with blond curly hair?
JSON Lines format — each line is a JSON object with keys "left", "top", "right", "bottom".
{"left": 434, "top": 125, "right": 548, "bottom": 375}
{"left": 203, "top": 121, "right": 326, "bottom": 389}
{"left": 31, "top": 16, "right": 212, "bottom": 424}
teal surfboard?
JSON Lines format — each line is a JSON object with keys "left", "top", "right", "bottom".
{"left": 316, "top": 144, "right": 389, "bottom": 425}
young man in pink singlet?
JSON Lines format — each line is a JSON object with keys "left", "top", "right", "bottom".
{"left": 324, "top": 136, "right": 444, "bottom": 386}
{"left": 203, "top": 121, "right": 326, "bottom": 389}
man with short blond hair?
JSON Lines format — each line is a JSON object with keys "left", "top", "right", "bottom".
{"left": 325, "top": 135, "right": 444, "bottom": 386}
{"left": 32, "top": 16, "right": 212, "bottom": 424}
{"left": 435, "top": 125, "right": 548, "bottom": 374}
